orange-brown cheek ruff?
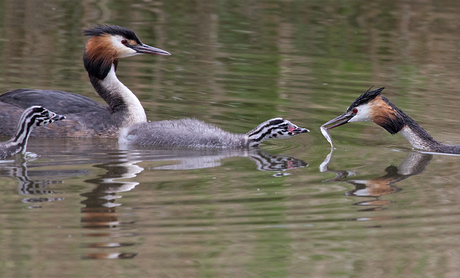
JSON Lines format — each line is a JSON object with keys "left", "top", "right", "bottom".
{"left": 84, "top": 35, "right": 118, "bottom": 80}
{"left": 85, "top": 35, "right": 117, "bottom": 64}
{"left": 369, "top": 96, "right": 405, "bottom": 135}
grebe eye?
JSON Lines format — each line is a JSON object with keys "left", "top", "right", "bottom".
{"left": 121, "top": 39, "right": 128, "bottom": 45}
{"left": 352, "top": 108, "right": 358, "bottom": 114}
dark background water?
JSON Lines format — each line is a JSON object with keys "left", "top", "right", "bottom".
{"left": 1, "top": 0, "right": 460, "bottom": 277}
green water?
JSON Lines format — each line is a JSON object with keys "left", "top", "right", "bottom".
{"left": 0, "top": 0, "right": 460, "bottom": 277}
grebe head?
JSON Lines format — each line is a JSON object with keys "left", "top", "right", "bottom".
{"left": 23, "top": 106, "right": 66, "bottom": 127}
{"left": 247, "top": 118, "right": 310, "bottom": 147}
{"left": 322, "top": 87, "right": 405, "bottom": 134}
{"left": 83, "top": 25, "right": 171, "bottom": 79}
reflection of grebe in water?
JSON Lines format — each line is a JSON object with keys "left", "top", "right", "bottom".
{"left": 80, "top": 159, "right": 143, "bottom": 260}
{"left": 79, "top": 147, "right": 307, "bottom": 259}
{"left": 321, "top": 151, "right": 432, "bottom": 210}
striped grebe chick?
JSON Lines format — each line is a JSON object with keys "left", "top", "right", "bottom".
{"left": 323, "top": 87, "right": 460, "bottom": 154}
{"left": 0, "top": 106, "right": 65, "bottom": 159}
{"left": 0, "top": 25, "right": 170, "bottom": 138}
{"left": 118, "top": 118, "right": 309, "bottom": 148}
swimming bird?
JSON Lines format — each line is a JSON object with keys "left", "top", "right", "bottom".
{"left": 118, "top": 118, "right": 309, "bottom": 148}
{"left": 0, "top": 106, "right": 65, "bottom": 159}
{"left": 0, "top": 25, "right": 170, "bottom": 138}
{"left": 322, "top": 87, "right": 460, "bottom": 154}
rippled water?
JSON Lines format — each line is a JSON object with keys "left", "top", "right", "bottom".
{"left": 1, "top": 0, "right": 460, "bottom": 277}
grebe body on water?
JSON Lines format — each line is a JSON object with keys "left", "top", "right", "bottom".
{"left": 323, "top": 87, "right": 460, "bottom": 154}
{"left": 118, "top": 118, "right": 309, "bottom": 148}
{"left": 0, "top": 25, "right": 170, "bottom": 138}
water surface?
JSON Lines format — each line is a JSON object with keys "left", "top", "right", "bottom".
{"left": 1, "top": 0, "right": 460, "bottom": 277}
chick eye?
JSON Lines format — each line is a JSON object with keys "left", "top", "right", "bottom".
{"left": 352, "top": 108, "right": 358, "bottom": 114}
{"left": 121, "top": 39, "right": 128, "bottom": 45}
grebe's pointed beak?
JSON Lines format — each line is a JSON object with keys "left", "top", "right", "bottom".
{"left": 322, "top": 111, "right": 354, "bottom": 130}
{"left": 131, "top": 43, "right": 171, "bottom": 55}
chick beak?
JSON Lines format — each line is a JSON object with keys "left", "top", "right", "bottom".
{"left": 54, "top": 114, "right": 66, "bottom": 121}
{"left": 293, "top": 127, "right": 310, "bottom": 134}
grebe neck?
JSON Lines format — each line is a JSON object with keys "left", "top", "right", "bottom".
{"left": 396, "top": 111, "right": 447, "bottom": 152}
{"left": 399, "top": 122, "right": 441, "bottom": 152}
{"left": 89, "top": 64, "right": 147, "bottom": 127}
{"left": 366, "top": 97, "right": 445, "bottom": 152}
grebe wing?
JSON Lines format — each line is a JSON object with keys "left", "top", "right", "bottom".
{"left": 0, "top": 89, "right": 107, "bottom": 114}
{"left": 0, "top": 102, "right": 24, "bottom": 136}
{"left": 0, "top": 89, "right": 117, "bottom": 137}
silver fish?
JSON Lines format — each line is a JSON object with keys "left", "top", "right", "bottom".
{"left": 320, "top": 125, "right": 334, "bottom": 149}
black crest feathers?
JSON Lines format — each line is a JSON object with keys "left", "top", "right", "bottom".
{"left": 83, "top": 25, "right": 142, "bottom": 44}
{"left": 347, "top": 87, "right": 385, "bottom": 112}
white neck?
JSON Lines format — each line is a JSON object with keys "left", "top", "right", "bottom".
{"left": 99, "top": 65, "right": 147, "bottom": 126}
{"left": 399, "top": 125, "right": 439, "bottom": 151}
{"left": 399, "top": 127, "right": 421, "bottom": 150}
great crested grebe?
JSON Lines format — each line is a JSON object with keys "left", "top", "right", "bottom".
{"left": 0, "top": 106, "right": 65, "bottom": 159}
{"left": 323, "top": 87, "right": 460, "bottom": 154}
{"left": 118, "top": 118, "right": 310, "bottom": 148}
{"left": 0, "top": 25, "right": 170, "bottom": 138}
